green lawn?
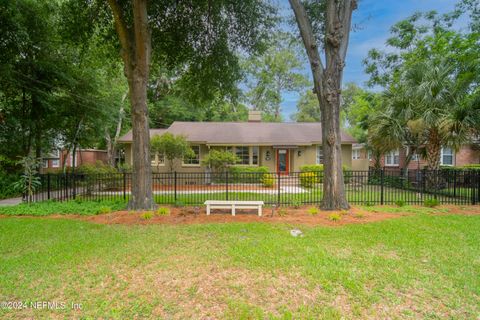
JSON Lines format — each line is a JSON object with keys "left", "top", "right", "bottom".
{"left": 0, "top": 209, "right": 479, "bottom": 319}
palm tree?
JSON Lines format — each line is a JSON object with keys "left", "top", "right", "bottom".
{"left": 370, "top": 59, "right": 478, "bottom": 171}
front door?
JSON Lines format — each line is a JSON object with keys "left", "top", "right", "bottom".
{"left": 276, "top": 149, "right": 289, "bottom": 175}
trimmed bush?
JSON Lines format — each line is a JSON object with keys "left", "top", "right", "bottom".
{"left": 141, "top": 211, "right": 153, "bottom": 220}
{"left": 307, "top": 207, "right": 319, "bottom": 215}
{"left": 300, "top": 164, "right": 324, "bottom": 182}
{"left": 261, "top": 173, "right": 275, "bottom": 188}
{"left": 229, "top": 166, "right": 269, "bottom": 183}
{"left": 299, "top": 172, "right": 319, "bottom": 188}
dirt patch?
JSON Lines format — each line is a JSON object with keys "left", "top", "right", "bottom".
{"left": 435, "top": 205, "right": 480, "bottom": 215}
{"left": 41, "top": 205, "right": 409, "bottom": 226}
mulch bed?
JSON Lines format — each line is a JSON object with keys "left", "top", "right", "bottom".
{"left": 47, "top": 206, "right": 408, "bottom": 226}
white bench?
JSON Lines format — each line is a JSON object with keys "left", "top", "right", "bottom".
{"left": 204, "top": 200, "right": 264, "bottom": 216}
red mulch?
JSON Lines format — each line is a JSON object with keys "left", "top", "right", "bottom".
{"left": 44, "top": 206, "right": 407, "bottom": 226}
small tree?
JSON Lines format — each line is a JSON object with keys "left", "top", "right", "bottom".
{"left": 150, "top": 133, "right": 194, "bottom": 172}
{"left": 201, "top": 150, "right": 239, "bottom": 173}
{"left": 13, "top": 154, "right": 41, "bottom": 203}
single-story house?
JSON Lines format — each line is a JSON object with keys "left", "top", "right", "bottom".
{"left": 118, "top": 111, "right": 356, "bottom": 174}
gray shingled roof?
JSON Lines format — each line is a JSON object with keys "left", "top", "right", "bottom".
{"left": 118, "top": 122, "right": 356, "bottom": 145}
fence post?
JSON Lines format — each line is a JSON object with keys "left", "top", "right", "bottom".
{"left": 225, "top": 171, "right": 229, "bottom": 201}
{"left": 47, "top": 173, "right": 51, "bottom": 200}
{"left": 473, "top": 171, "right": 478, "bottom": 205}
{"left": 277, "top": 172, "right": 281, "bottom": 206}
{"left": 123, "top": 172, "right": 126, "bottom": 201}
{"left": 380, "top": 168, "right": 385, "bottom": 205}
{"left": 72, "top": 173, "right": 76, "bottom": 200}
{"left": 174, "top": 171, "right": 177, "bottom": 202}
{"left": 477, "top": 171, "right": 480, "bottom": 204}
{"left": 453, "top": 170, "right": 457, "bottom": 198}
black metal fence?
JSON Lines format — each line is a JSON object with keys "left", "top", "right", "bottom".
{"left": 27, "top": 169, "right": 480, "bottom": 206}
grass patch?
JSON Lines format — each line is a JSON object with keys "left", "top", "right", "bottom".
{"left": 0, "top": 200, "right": 126, "bottom": 216}
{"left": 0, "top": 214, "right": 479, "bottom": 318}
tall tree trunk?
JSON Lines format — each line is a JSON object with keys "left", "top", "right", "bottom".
{"left": 290, "top": 0, "right": 356, "bottom": 210}
{"left": 108, "top": 0, "right": 154, "bottom": 210}
{"left": 424, "top": 128, "right": 441, "bottom": 189}
{"left": 425, "top": 129, "right": 441, "bottom": 171}
{"left": 105, "top": 92, "right": 127, "bottom": 167}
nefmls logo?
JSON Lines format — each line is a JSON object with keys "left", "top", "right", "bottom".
{"left": 30, "top": 301, "right": 66, "bottom": 310}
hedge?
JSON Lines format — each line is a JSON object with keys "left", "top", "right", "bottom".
{"left": 228, "top": 166, "right": 269, "bottom": 183}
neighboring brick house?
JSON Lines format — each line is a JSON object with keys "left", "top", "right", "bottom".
{"left": 360, "top": 144, "right": 480, "bottom": 169}
{"left": 41, "top": 148, "right": 108, "bottom": 172}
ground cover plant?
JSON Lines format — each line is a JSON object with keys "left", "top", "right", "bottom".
{"left": 0, "top": 200, "right": 126, "bottom": 216}
{"left": 0, "top": 206, "right": 479, "bottom": 319}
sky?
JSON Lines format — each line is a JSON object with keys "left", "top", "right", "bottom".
{"left": 280, "top": 0, "right": 461, "bottom": 121}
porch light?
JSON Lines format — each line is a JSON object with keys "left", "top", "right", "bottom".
{"left": 265, "top": 151, "right": 271, "bottom": 161}
{"left": 297, "top": 150, "right": 302, "bottom": 157}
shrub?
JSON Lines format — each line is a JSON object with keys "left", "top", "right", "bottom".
{"left": 395, "top": 200, "right": 406, "bottom": 207}
{"left": 307, "top": 207, "right": 319, "bottom": 215}
{"left": 157, "top": 207, "right": 170, "bottom": 216}
{"left": 0, "top": 172, "right": 20, "bottom": 200}
{"left": 97, "top": 206, "right": 112, "bottom": 214}
{"left": 277, "top": 208, "right": 288, "bottom": 217}
{"left": 299, "top": 172, "right": 319, "bottom": 188}
{"left": 354, "top": 212, "right": 365, "bottom": 218}
{"left": 229, "top": 166, "right": 269, "bottom": 183}
{"left": 201, "top": 150, "right": 239, "bottom": 173}
{"left": 343, "top": 166, "right": 352, "bottom": 184}
{"left": 300, "top": 164, "right": 324, "bottom": 182}
{"left": 424, "top": 198, "right": 440, "bottom": 208}
{"left": 290, "top": 198, "right": 301, "bottom": 209}
{"left": 141, "top": 211, "right": 153, "bottom": 220}
{"left": 329, "top": 213, "right": 341, "bottom": 221}
{"left": 76, "top": 161, "right": 117, "bottom": 175}
{"left": 261, "top": 173, "right": 275, "bottom": 188}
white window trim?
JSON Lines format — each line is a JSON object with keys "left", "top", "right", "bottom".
{"left": 385, "top": 149, "right": 400, "bottom": 166}
{"left": 151, "top": 152, "right": 165, "bottom": 166}
{"left": 182, "top": 145, "right": 201, "bottom": 167}
{"left": 219, "top": 146, "right": 259, "bottom": 166}
{"left": 51, "top": 159, "right": 60, "bottom": 168}
{"left": 352, "top": 149, "right": 360, "bottom": 160}
{"left": 316, "top": 145, "right": 323, "bottom": 164}
{"left": 440, "top": 147, "right": 454, "bottom": 166}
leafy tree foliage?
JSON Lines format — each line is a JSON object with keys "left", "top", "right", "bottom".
{"left": 150, "top": 133, "right": 194, "bottom": 172}
{"left": 243, "top": 32, "right": 309, "bottom": 121}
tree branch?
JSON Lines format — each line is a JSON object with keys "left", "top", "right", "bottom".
{"left": 289, "top": 0, "right": 325, "bottom": 97}
{"left": 107, "top": 0, "right": 132, "bottom": 65}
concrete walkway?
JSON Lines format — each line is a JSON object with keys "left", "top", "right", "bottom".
{"left": 0, "top": 197, "right": 22, "bottom": 206}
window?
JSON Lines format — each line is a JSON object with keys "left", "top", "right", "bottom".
{"left": 441, "top": 147, "right": 454, "bottom": 166}
{"left": 183, "top": 145, "right": 200, "bottom": 165}
{"left": 367, "top": 150, "right": 372, "bottom": 160}
{"left": 411, "top": 153, "right": 419, "bottom": 161}
{"left": 236, "top": 146, "right": 250, "bottom": 165}
{"left": 251, "top": 146, "right": 259, "bottom": 165}
{"left": 43, "top": 160, "right": 49, "bottom": 168}
{"left": 151, "top": 152, "right": 165, "bottom": 166}
{"left": 51, "top": 159, "right": 59, "bottom": 168}
{"left": 352, "top": 149, "right": 360, "bottom": 160}
{"left": 316, "top": 146, "right": 323, "bottom": 164}
{"left": 385, "top": 149, "right": 399, "bottom": 166}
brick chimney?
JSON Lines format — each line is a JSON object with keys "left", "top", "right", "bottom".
{"left": 248, "top": 110, "right": 262, "bottom": 122}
